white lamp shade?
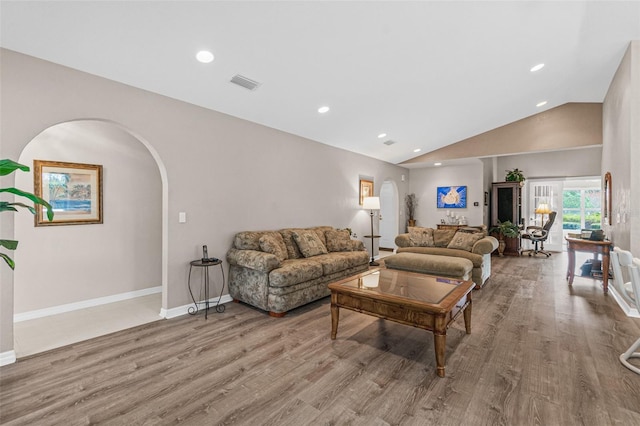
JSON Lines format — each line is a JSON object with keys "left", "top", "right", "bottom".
{"left": 363, "top": 196, "right": 380, "bottom": 210}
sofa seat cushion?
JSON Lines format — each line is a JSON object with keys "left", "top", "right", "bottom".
{"left": 269, "top": 258, "right": 323, "bottom": 288}
{"left": 396, "top": 246, "right": 483, "bottom": 268}
{"left": 314, "top": 251, "right": 370, "bottom": 275}
{"left": 384, "top": 252, "right": 473, "bottom": 280}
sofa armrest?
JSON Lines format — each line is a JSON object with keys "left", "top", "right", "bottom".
{"left": 226, "top": 248, "right": 280, "bottom": 273}
{"left": 471, "top": 236, "right": 499, "bottom": 255}
{"left": 395, "top": 233, "right": 412, "bottom": 248}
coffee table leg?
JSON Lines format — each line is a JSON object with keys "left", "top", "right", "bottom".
{"left": 464, "top": 299, "right": 472, "bottom": 335}
{"left": 434, "top": 332, "right": 446, "bottom": 377}
{"left": 330, "top": 293, "right": 339, "bottom": 340}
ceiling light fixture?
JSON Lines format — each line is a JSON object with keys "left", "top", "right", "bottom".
{"left": 413, "top": 148, "right": 421, "bottom": 153}
{"left": 318, "top": 106, "right": 330, "bottom": 114}
{"left": 378, "top": 133, "right": 387, "bottom": 139}
{"left": 434, "top": 162, "right": 442, "bottom": 166}
{"left": 530, "top": 63, "right": 545, "bottom": 72}
{"left": 196, "top": 50, "right": 214, "bottom": 63}
{"left": 536, "top": 101, "right": 548, "bottom": 107}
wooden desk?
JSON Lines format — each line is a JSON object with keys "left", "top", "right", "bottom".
{"left": 565, "top": 237, "right": 613, "bottom": 293}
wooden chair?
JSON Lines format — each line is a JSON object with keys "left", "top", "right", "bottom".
{"left": 610, "top": 247, "right": 640, "bottom": 375}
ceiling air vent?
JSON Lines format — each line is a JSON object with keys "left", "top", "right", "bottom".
{"left": 230, "top": 74, "right": 261, "bottom": 91}
{"left": 383, "top": 140, "right": 396, "bottom": 146}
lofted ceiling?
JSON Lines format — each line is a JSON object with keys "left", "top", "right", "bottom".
{"left": 1, "top": 1, "right": 639, "bottom": 165}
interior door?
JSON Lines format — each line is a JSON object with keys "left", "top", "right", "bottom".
{"left": 379, "top": 180, "right": 398, "bottom": 250}
{"left": 526, "top": 180, "right": 563, "bottom": 252}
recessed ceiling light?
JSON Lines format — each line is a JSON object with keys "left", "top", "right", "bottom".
{"left": 413, "top": 148, "right": 421, "bottom": 153}
{"left": 434, "top": 162, "right": 442, "bottom": 166}
{"left": 318, "top": 106, "right": 330, "bottom": 114}
{"left": 196, "top": 50, "right": 214, "bottom": 63}
{"left": 530, "top": 63, "right": 545, "bottom": 72}
{"left": 378, "top": 133, "right": 387, "bottom": 139}
{"left": 536, "top": 101, "right": 548, "bottom": 107}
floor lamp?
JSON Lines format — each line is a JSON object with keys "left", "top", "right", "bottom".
{"left": 363, "top": 196, "right": 380, "bottom": 266}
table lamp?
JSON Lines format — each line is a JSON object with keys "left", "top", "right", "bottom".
{"left": 363, "top": 196, "right": 380, "bottom": 266}
{"left": 535, "top": 202, "right": 551, "bottom": 225}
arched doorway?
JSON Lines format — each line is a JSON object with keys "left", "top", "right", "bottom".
{"left": 13, "top": 119, "right": 166, "bottom": 357}
{"left": 379, "top": 179, "right": 399, "bottom": 250}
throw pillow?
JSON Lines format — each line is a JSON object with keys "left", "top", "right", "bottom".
{"left": 408, "top": 227, "right": 434, "bottom": 247}
{"left": 447, "top": 231, "right": 484, "bottom": 252}
{"left": 259, "top": 233, "right": 288, "bottom": 262}
{"left": 279, "top": 229, "right": 304, "bottom": 259}
{"left": 325, "top": 229, "right": 352, "bottom": 252}
{"left": 433, "top": 229, "right": 457, "bottom": 247}
{"left": 292, "top": 230, "right": 328, "bottom": 258}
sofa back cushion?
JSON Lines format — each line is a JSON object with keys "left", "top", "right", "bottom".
{"left": 433, "top": 229, "right": 457, "bottom": 247}
{"left": 325, "top": 229, "right": 353, "bottom": 252}
{"left": 447, "top": 231, "right": 485, "bottom": 252}
{"left": 279, "top": 229, "right": 305, "bottom": 259}
{"left": 234, "top": 231, "right": 272, "bottom": 250}
{"left": 408, "top": 227, "right": 434, "bottom": 247}
{"left": 292, "top": 229, "right": 328, "bottom": 258}
{"left": 259, "top": 233, "right": 288, "bottom": 262}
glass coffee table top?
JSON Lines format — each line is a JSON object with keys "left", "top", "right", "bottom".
{"left": 336, "top": 269, "right": 464, "bottom": 305}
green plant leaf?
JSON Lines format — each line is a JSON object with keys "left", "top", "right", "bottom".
{"left": 1, "top": 202, "right": 36, "bottom": 214}
{"left": 0, "top": 159, "right": 30, "bottom": 176}
{"left": 0, "top": 253, "right": 15, "bottom": 270}
{"left": 0, "top": 239, "right": 18, "bottom": 250}
{"left": 0, "top": 187, "right": 53, "bottom": 221}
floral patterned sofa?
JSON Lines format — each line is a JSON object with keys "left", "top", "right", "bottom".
{"left": 394, "top": 226, "right": 499, "bottom": 287}
{"left": 227, "top": 226, "right": 369, "bottom": 316}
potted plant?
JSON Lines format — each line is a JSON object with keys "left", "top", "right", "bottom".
{"left": 405, "top": 193, "right": 417, "bottom": 228}
{"left": 505, "top": 168, "right": 526, "bottom": 185}
{"left": 489, "top": 220, "right": 520, "bottom": 257}
{"left": 0, "top": 159, "right": 54, "bottom": 269}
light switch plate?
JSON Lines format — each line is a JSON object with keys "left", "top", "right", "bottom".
{"left": 179, "top": 212, "right": 187, "bottom": 223}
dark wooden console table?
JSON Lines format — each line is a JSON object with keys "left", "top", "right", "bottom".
{"left": 565, "top": 237, "right": 612, "bottom": 293}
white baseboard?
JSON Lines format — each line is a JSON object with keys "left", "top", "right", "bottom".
{"left": 0, "top": 350, "right": 16, "bottom": 366}
{"left": 609, "top": 286, "right": 640, "bottom": 318}
{"left": 14, "top": 286, "right": 163, "bottom": 323}
{"left": 160, "top": 294, "right": 233, "bottom": 319}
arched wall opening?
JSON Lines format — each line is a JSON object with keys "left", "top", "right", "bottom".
{"left": 13, "top": 119, "right": 167, "bottom": 347}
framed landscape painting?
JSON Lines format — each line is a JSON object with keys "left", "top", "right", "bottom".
{"left": 437, "top": 185, "right": 467, "bottom": 208}
{"left": 34, "top": 160, "right": 103, "bottom": 226}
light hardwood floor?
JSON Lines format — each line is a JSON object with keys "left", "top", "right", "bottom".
{"left": 1, "top": 253, "right": 639, "bottom": 425}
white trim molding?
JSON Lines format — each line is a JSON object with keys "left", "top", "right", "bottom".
{"left": 609, "top": 286, "right": 640, "bottom": 318}
{"left": 14, "top": 286, "right": 162, "bottom": 323}
{"left": 160, "top": 295, "right": 233, "bottom": 319}
{"left": 0, "top": 350, "right": 17, "bottom": 366}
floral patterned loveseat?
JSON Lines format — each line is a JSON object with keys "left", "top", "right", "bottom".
{"left": 227, "top": 226, "right": 369, "bottom": 316}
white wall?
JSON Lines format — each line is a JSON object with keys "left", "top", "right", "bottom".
{"left": 14, "top": 120, "right": 162, "bottom": 313}
{"left": 496, "top": 147, "right": 602, "bottom": 181}
{"left": 0, "top": 49, "right": 409, "bottom": 354}
{"left": 602, "top": 41, "right": 640, "bottom": 254}
{"left": 408, "top": 161, "right": 484, "bottom": 228}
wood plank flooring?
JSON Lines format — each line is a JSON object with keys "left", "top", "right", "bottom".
{"left": 1, "top": 254, "right": 639, "bottom": 425}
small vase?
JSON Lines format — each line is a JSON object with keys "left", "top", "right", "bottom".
{"left": 498, "top": 239, "right": 506, "bottom": 257}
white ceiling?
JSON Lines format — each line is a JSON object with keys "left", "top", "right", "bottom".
{"left": 1, "top": 1, "right": 639, "bottom": 165}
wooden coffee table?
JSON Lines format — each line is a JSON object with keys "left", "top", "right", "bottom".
{"left": 329, "top": 268, "right": 475, "bottom": 377}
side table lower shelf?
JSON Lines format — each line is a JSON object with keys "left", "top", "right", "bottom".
{"left": 188, "top": 259, "right": 226, "bottom": 319}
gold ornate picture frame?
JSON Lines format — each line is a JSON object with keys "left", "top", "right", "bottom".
{"left": 34, "top": 160, "right": 103, "bottom": 226}
{"left": 359, "top": 179, "right": 373, "bottom": 205}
